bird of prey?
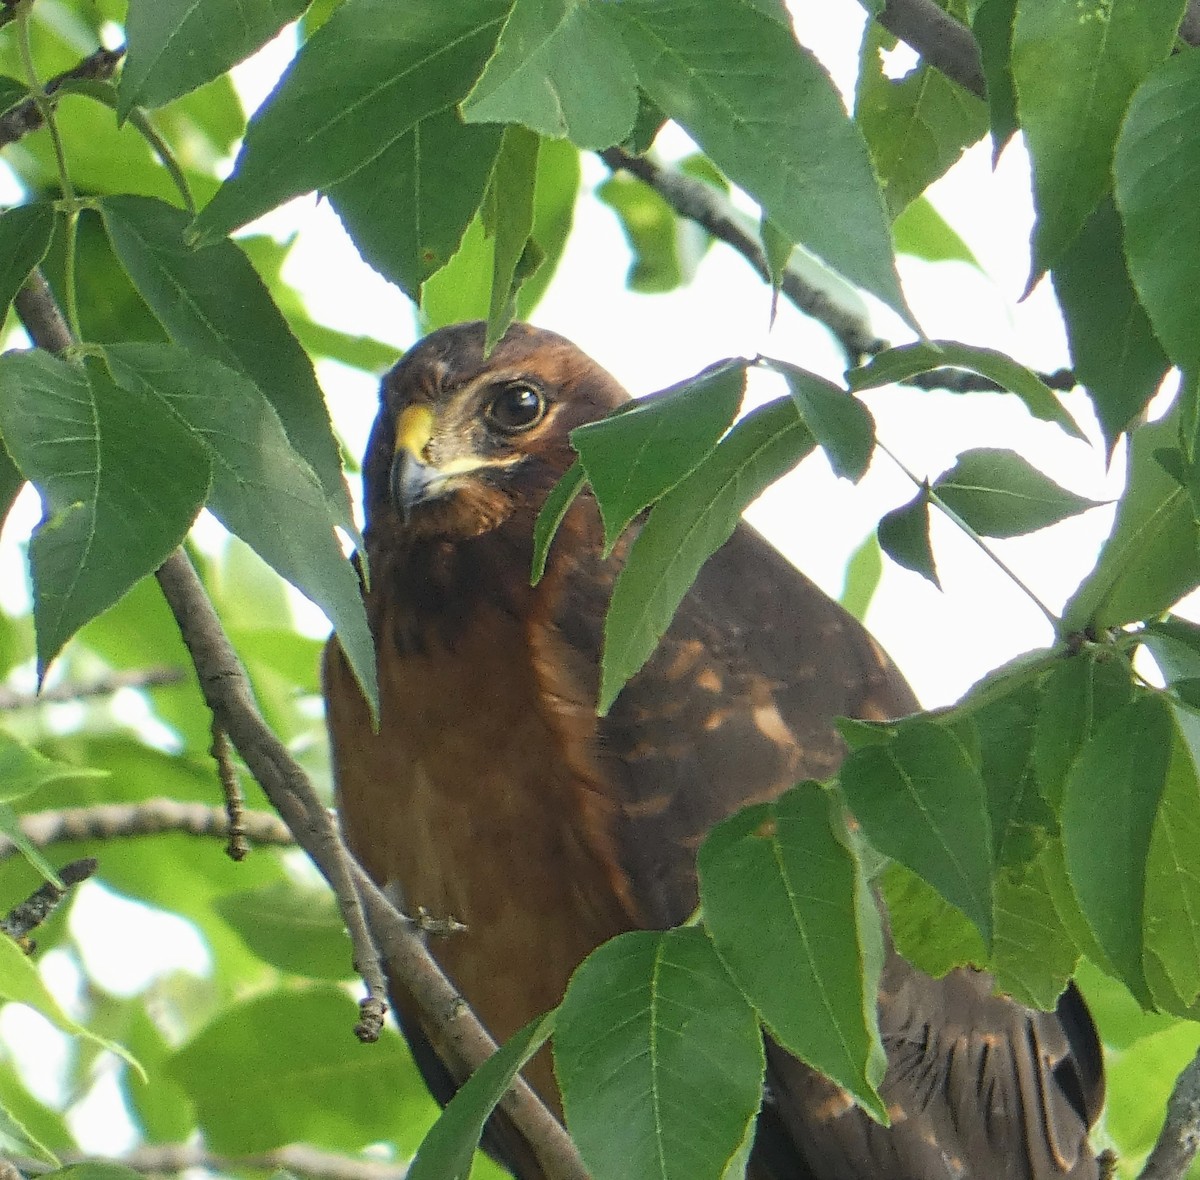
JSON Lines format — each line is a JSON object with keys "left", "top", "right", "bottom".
{"left": 323, "top": 321, "right": 1104, "bottom": 1180}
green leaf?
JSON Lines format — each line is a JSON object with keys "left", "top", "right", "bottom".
{"left": 485, "top": 125, "right": 542, "bottom": 350}
{"left": 327, "top": 109, "right": 503, "bottom": 301}
{"left": 0, "top": 801, "right": 68, "bottom": 884}
{"left": 192, "top": 0, "right": 509, "bottom": 241}
{"left": 766, "top": 359, "right": 875, "bottom": 481}
{"left": 1052, "top": 198, "right": 1171, "bottom": 451}
{"left": 1115, "top": 50, "right": 1200, "bottom": 372}
{"left": 971, "top": 0, "right": 1019, "bottom": 158}
{"left": 0, "top": 1092, "right": 60, "bottom": 1166}
{"left": 555, "top": 928, "right": 766, "bottom": 1180}
{"left": 599, "top": 397, "right": 815, "bottom": 714}
{"left": 103, "top": 343, "right": 377, "bottom": 717}
{"left": 0, "top": 730, "right": 106, "bottom": 803}
{"left": 838, "top": 532, "right": 883, "bottom": 623}
{"left": 0, "top": 352, "right": 210, "bottom": 676}
{"left": 531, "top": 460, "right": 586, "bottom": 585}
{"left": 0, "top": 204, "right": 54, "bottom": 320}
{"left": 1033, "top": 651, "right": 1134, "bottom": 810}
{"left": 598, "top": 173, "right": 700, "bottom": 294}
{"left": 760, "top": 215, "right": 792, "bottom": 323}
{"left": 409, "top": 1013, "right": 555, "bottom": 1180}
{"left": 119, "top": 0, "right": 310, "bottom": 117}
{"left": 609, "top": 0, "right": 912, "bottom": 325}
{"left": 931, "top": 448, "right": 1104, "bottom": 538}
{"left": 891, "top": 196, "right": 980, "bottom": 266}
{"left": 572, "top": 360, "right": 746, "bottom": 552}
{"left": 100, "top": 196, "right": 353, "bottom": 534}
{"left": 45, "top": 1167, "right": 147, "bottom": 1180}
{"left": 1061, "top": 693, "right": 1173, "bottom": 1005}
{"left": 880, "top": 861, "right": 986, "bottom": 980}
{"left": 1013, "top": 0, "right": 1184, "bottom": 275}
{"left": 0, "top": 935, "right": 143, "bottom": 1076}
{"left": 698, "top": 784, "right": 886, "bottom": 1121}
{"left": 1144, "top": 706, "right": 1200, "bottom": 1008}
{"left": 1062, "top": 412, "right": 1200, "bottom": 631}
{"left": 167, "top": 987, "right": 431, "bottom": 1153}
{"left": 214, "top": 882, "right": 354, "bottom": 980}
{"left": 0, "top": 76, "right": 27, "bottom": 116}
{"left": 460, "top": 0, "right": 638, "bottom": 148}
{"left": 877, "top": 490, "right": 940, "bottom": 589}
{"left": 847, "top": 339, "right": 1085, "bottom": 440}
{"left": 855, "top": 21, "right": 987, "bottom": 218}
{"left": 839, "top": 719, "right": 994, "bottom": 946}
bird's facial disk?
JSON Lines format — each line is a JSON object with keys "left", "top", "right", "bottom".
{"left": 386, "top": 374, "right": 558, "bottom": 537}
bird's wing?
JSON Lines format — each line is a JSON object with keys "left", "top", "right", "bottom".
{"left": 529, "top": 516, "right": 1102, "bottom": 1179}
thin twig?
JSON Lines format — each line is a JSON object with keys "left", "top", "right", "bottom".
{"left": 0, "top": 799, "right": 294, "bottom": 862}
{"left": 0, "top": 666, "right": 184, "bottom": 709}
{"left": 600, "top": 147, "right": 886, "bottom": 360}
{"left": 1138, "top": 1049, "right": 1200, "bottom": 1180}
{"left": 0, "top": 45, "right": 124, "bottom": 148}
{"left": 0, "top": 856, "right": 96, "bottom": 946}
{"left": 7, "top": 1143, "right": 408, "bottom": 1180}
{"left": 210, "top": 721, "right": 249, "bottom": 861}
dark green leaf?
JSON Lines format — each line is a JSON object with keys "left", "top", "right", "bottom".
{"left": 699, "top": 785, "right": 886, "bottom": 1121}
{"left": 1061, "top": 694, "right": 1173, "bottom": 1005}
{"left": 1033, "top": 651, "right": 1134, "bottom": 809}
{"left": 1144, "top": 706, "right": 1200, "bottom": 1008}
{"left": 877, "top": 490, "right": 940, "bottom": 589}
{"left": 0, "top": 352, "right": 210, "bottom": 675}
{"left": 1115, "top": 50, "right": 1200, "bottom": 372}
{"left": 460, "top": 0, "right": 638, "bottom": 148}
{"left": 838, "top": 532, "right": 883, "bottom": 622}
{"left": 572, "top": 360, "right": 746, "bottom": 552}
{"left": 766, "top": 359, "right": 875, "bottom": 481}
{"left": 1062, "top": 413, "right": 1200, "bottom": 631}
{"left": 0, "top": 76, "right": 27, "bottom": 116}
{"left": 409, "top": 1014, "right": 555, "bottom": 1180}
{"left": 167, "top": 987, "right": 431, "bottom": 1153}
{"left": 1015, "top": 0, "right": 1183, "bottom": 277}
{"left": 1143, "top": 616, "right": 1200, "bottom": 685}
{"left": 610, "top": 0, "right": 912, "bottom": 324}
{"left": 192, "top": 0, "right": 509, "bottom": 240}
{"left": 215, "top": 882, "right": 354, "bottom": 979}
{"left": 0, "top": 204, "right": 54, "bottom": 319}
{"left": 556, "top": 929, "right": 766, "bottom": 1180}
{"left": 891, "top": 196, "right": 980, "bottom": 266}
{"left": 855, "top": 21, "right": 987, "bottom": 218}
{"left": 600, "top": 398, "right": 815, "bottom": 713}
{"left": 971, "top": 0, "right": 1019, "bottom": 158}
{"left": 931, "top": 448, "right": 1104, "bottom": 537}
{"left": 119, "top": 0, "right": 310, "bottom": 116}
{"left": 1052, "top": 199, "right": 1170, "bottom": 451}
{"left": 847, "top": 340, "right": 1085, "bottom": 440}
{"left": 485, "top": 125, "right": 542, "bottom": 350}
{"left": 328, "top": 109, "right": 503, "bottom": 301}
{"left": 622, "top": 91, "right": 667, "bottom": 154}
{"left": 840, "top": 719, "right": 993, "bottom": 945}
{"left": 103, "top": 343, "right": 377, "bottom": 716}
{"left": 531, "top": 461, "right": 586, "bottom": 585}
{"left": 0, "top": 438, "right": 24, "bottom": 544}
{"left": 100, "top": 196, "right": 353, "bottom": 533}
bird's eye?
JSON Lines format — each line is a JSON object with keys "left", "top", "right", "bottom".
{"left": 486, "top": 383, "right": 546, "bottom": 433}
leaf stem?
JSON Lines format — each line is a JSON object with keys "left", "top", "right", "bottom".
{"left": 15, "top": 0, "right": 83, "bottom": 341}
{"left": 877, "top": 438, "right": 1061, "bottom": 630}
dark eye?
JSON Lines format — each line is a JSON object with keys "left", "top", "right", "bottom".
{"left": 486, "top": 383, "right": 546, "bottom": 433}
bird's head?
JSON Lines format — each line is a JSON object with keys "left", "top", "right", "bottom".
{"left": 365, "top": 321, "right": 628, "bottom": 542}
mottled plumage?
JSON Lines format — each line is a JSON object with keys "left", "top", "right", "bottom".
{"left": 323, "top": 322, "right": 1103, "bottom": 1179}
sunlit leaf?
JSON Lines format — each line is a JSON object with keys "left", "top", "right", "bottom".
{"left": 485, "top": 125, "right": 542, "bottom": 350}
{"left": 699, "top": 784, "right": 886, "bottom": 1121}
{"left": 556, "top": 929, "right": 766, "bottom": 1180}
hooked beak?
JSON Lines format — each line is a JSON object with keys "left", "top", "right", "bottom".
{"left": 390, "top": 405, "right": 444, "bottom": 523}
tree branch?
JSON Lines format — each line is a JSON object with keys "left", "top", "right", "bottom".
{"left": 14, "top": 268, "right": 588, "bottom": 1177}
{"left": 1138, "top": 1048, "right": 1200, "bottom": 1180}
{"left": 600, "top": 147, "right": 886, "bottom": 359}
{"left": 0, "top": 799, "right": 294, "bottom": 861}
{"left": 0, "top": 45, "right": 124, "bottom": 148}
{"left": 877, "top": 0, "right": 985, "bottom": 97}
{"left": 0, "top": 666, "right": 184, "bottom": 709}
{"left": 8, "top": 1143, "right": 406, "bottom": 1180}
